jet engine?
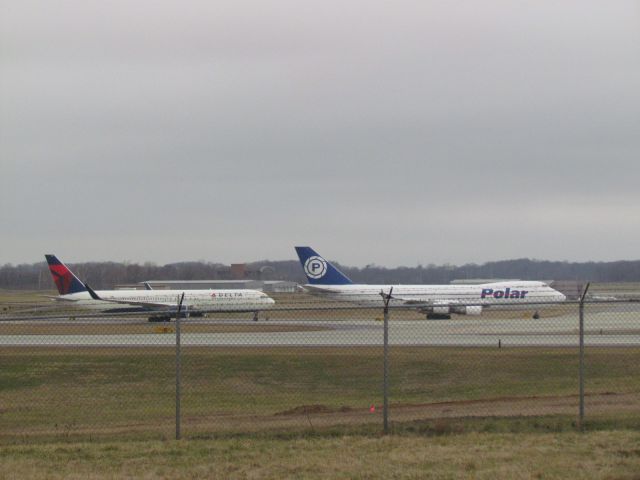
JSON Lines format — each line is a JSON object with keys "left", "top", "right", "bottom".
{"left": 432, "top": 306, "right": 451, "bottom": 315}
{"left": 422, "top": 305, "right": 483, "bottom": 316}
{"left": 451, "top": 305, "right": 482, "bottom": 316}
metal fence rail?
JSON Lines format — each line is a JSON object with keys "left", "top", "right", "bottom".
{"left": 1, "top": 296, "right": 639, "bottom": 442}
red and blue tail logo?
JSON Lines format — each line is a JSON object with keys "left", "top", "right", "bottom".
{"left": 45, "top": 255, "right": 87, "bottom": 295}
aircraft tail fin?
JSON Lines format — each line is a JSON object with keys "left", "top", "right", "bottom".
{"left": 294, "top": 247, "right": 353, "bottom": 285}
{"left": 44, "top": 254, "right": 88, "bottom": 295}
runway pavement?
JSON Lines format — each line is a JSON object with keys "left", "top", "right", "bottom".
{"left": 1, "top": 306, "right": 639, "bottom": 347}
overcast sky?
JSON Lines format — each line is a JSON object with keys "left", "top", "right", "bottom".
{"left": 1, "top": 1, "right": 639, "bottom": 267}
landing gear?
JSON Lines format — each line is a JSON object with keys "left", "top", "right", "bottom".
{"left": 532, "top": 311, "right": 540, "bottom": 320}
{"left": 253, "top": 311, "right": 259, "bottom": 322}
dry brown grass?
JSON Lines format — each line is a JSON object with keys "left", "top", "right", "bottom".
{"left": 0, "top": 322, "right": 329, "bottom": 335}
{"left": 3, "top": 345, "right": 640, "bottom": 444}
{"left": 1, "top": 431, "right": 640, "bottom": 479}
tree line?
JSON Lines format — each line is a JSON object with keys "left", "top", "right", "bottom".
{"left": 2, "top": 258, "right": 640, "bottom": 290}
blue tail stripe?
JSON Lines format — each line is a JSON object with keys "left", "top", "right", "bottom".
{"left": 294, "top": 247, "right": 353, "bottom": 285}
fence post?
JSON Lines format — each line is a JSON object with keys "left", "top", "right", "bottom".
{"left": 176, "top": 292, "right": 185, "bottom": 440}
{"left": 381, "top": 288, "right": 393, "bottom": 435}
{"left": 578, "top": 283, "right": 590, "bottom": 429}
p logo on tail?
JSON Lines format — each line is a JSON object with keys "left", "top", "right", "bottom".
{"left": 304, "top": 256, "right": 328, "bottom": 279}
{"left": 295, "top": 247, "right": 353, "bottom": 285}
{"left": 45, "top": 255, "right": 88, "bottom": 295}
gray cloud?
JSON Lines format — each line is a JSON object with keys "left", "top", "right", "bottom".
{"left": 2, "top": 0, "right": 639, "bottom": 266}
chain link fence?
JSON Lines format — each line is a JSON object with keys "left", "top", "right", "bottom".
{"left": 1, "top": 290, "right": 639, "bottom": 443}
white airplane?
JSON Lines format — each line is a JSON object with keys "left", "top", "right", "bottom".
{"left": 295, "top": 247, "right": 566, "bottom": 319}
{"left": 45, "top": 254, "right": 275, "bottom": 321}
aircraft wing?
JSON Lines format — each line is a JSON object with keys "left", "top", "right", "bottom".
{"left": 94, "top": 298, "right": 176, "bottom": 309}
{"left": 390, "top": 296, "right": 483, "bottom": 316}
{"left": 398, "top": 299, "right": 428, "bottom": 305}
{"left": 391, "top": 296, "right": 463, "bottom": 307}
{"left": 84, "top": 283, "right": 177, "bottom": 309}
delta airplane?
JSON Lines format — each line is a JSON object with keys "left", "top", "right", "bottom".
{"left": 45, "top": 254, "right": 275, "bottom": 321}
{"left": 295, "top": 247, "right": 566, "bottom": 319}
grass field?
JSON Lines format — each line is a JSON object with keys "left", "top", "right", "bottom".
{"left": 1, "top": 430, "right": 640, "bottom": 479}
{"left": 2, "top": 346, "right": 639, "bottom": 444}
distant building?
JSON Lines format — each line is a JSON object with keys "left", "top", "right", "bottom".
{"left": 139, "top": 280, "right": 261, "bottom": 290}
{"left": 113, "top": 284, "right": 146, "bottom": 290}
{"left": 214, "top": 263, "right": 272, "bottom": 280}
{"left": 230, "top": 264, "right": 246, "bottom": 279}
{"left": 262, "top": 281, "right": 298, "bottom": 293}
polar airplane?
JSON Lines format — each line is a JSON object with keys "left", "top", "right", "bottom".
{"left": 295, "top": 247, "right": 566, "bottom": 319}
{"left": 45, "top": 255, "right": 275, "bottom": 321}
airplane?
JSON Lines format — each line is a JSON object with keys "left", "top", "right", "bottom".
{"left": 294, "top": 247, "right": 567, "bottom": 319}
{"left": 45, "top": 254, "right": 275, "bottom": 321}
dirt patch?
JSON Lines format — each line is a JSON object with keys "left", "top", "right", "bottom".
{"left": 267, "top": 392, "right": 640, "bottom": 430}
{"left": 382, "top": 392, "right": 639, "bottom": 422}
{"left": 3, "top": 392, "right": 639, "bottom": 442}
{"left": 276, "top": 404, "right": 353, "bottom": 416}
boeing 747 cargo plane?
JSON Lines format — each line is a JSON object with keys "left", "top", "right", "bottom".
{"left": 45, "top": 254, "right": 275, "bottom": 321}
{"left": 295, "top": 247, "right": 566, "bottom": 319}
